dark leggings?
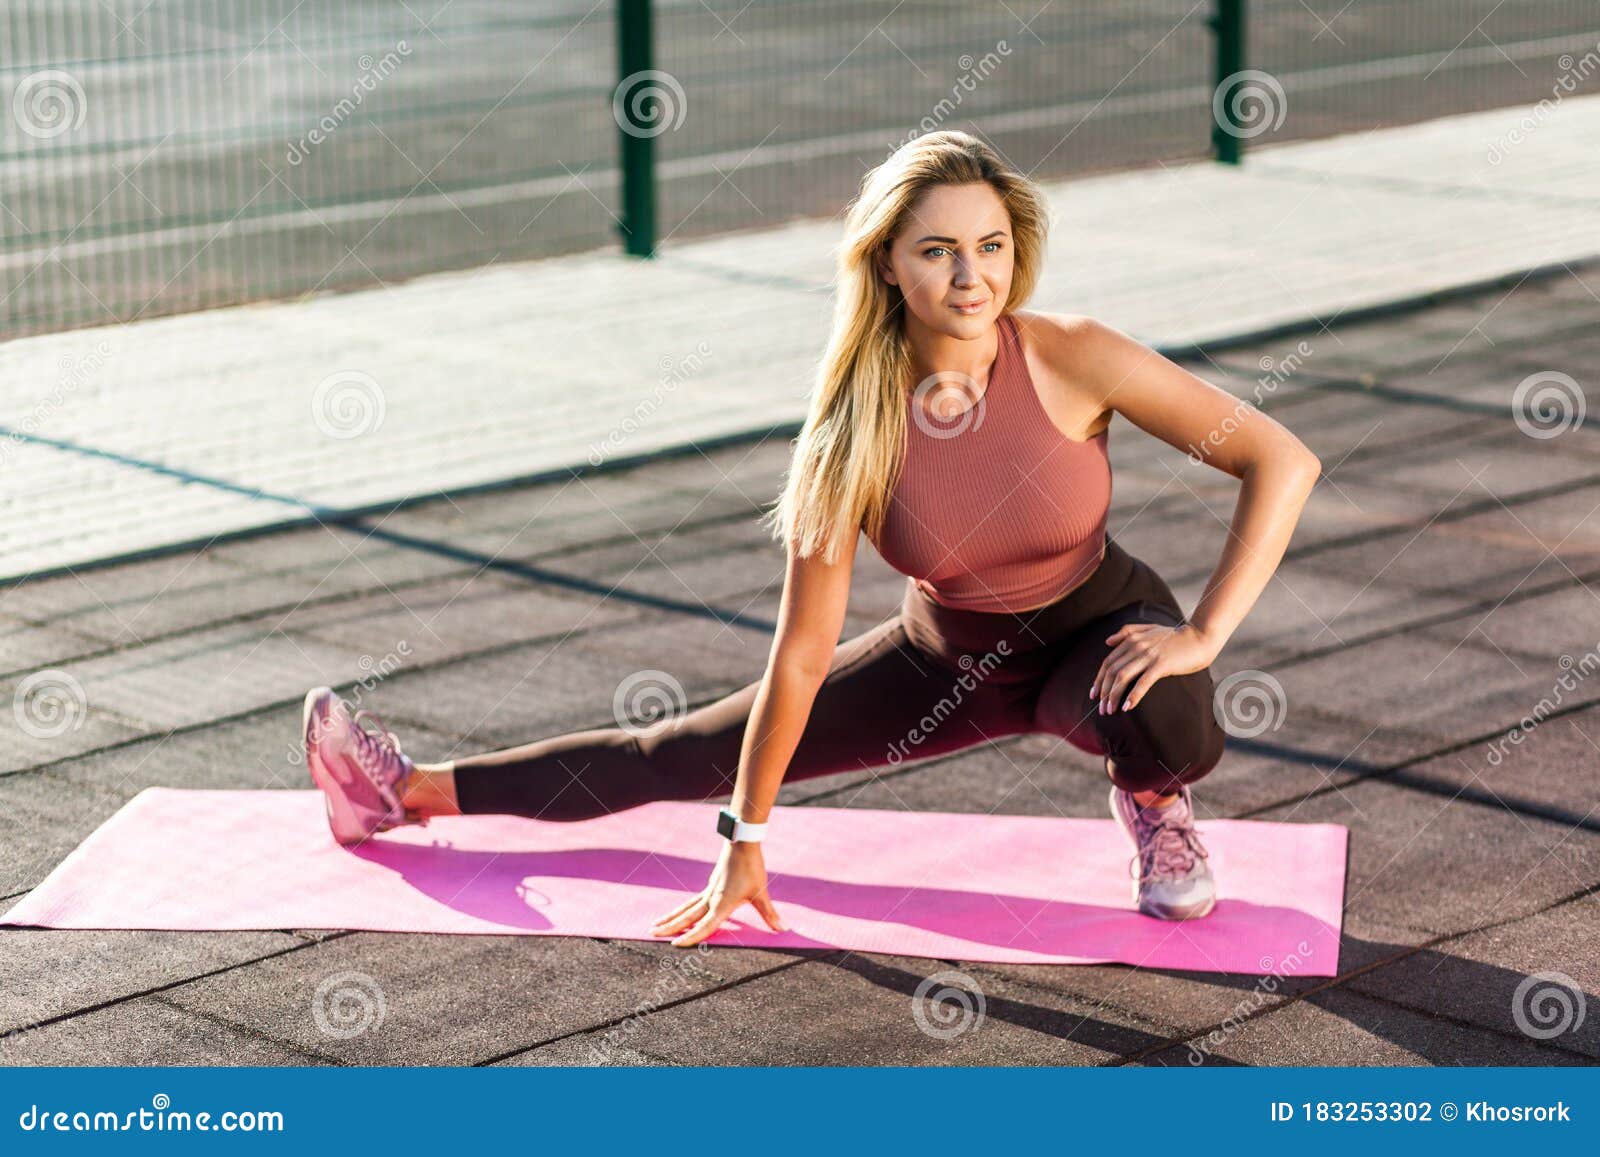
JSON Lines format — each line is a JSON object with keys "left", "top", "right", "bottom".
{"left": 450, "top": 533, "right": 1226, "bottom": 817}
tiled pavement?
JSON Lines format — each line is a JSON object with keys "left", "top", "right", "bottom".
{"left": 2, "top": 264, "right": 1597, "bottom": 1065}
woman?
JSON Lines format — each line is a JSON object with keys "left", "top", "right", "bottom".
{"left": 302, "top": 131, "right": 1320, "bottom": 945}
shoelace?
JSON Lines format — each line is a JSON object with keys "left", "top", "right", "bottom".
{"left": 349, "top": 707, "right": 408, "bottom": 794}
{"left": 1128, "top": 817, "right": 1210, "bottom": 883}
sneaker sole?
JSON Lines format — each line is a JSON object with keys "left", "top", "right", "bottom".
{"left": 1139, "top": 893, "right": 1217, "bottom": 921}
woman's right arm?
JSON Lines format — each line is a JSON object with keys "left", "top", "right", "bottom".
{"left": 650, "top": 526, "right": 860, "bottom": 946}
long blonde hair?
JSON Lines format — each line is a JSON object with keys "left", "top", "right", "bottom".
{"left": 760, "top": 130, "right": 1052, "bottom": 563}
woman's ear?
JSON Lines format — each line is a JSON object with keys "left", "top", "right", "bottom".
{"left": 874, "top": 241, "right": 897, "bottom": 287}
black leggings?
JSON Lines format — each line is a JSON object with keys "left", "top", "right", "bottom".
{"left": 451, "top": 533, "right": 1226, "bottom": 817}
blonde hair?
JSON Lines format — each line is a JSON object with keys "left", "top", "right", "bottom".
{"left": 760, "top": 130, "right": 1052, "bottom": 563}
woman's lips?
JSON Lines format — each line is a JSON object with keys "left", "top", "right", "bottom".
{"left": 950, "top": 299, "right": 988, "bottom": 314}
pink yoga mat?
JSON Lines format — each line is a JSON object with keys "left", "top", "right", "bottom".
{"left": 1, "top": 788, "right": 1347, "bottom": 976}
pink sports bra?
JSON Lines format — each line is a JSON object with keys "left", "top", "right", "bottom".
{"left": 866, "top": 312, "right": 1112, "bottom": 613}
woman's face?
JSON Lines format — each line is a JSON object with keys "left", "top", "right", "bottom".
{"left": 875, "top": 181, "right": 1014, "bottom": 336}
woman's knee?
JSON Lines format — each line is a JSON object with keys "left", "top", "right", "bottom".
{"left": 1099, "top": 670, "right": 1225, "bottom": 791}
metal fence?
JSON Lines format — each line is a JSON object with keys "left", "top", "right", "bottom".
{"left": 2, "top": 1, "right": 1596, "bottom": 338}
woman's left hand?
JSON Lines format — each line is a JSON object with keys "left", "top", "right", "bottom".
{"left": 1090, "top": 622, "right": 1218, "bottom": 714}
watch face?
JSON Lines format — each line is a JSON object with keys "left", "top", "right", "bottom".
{"left": 716, "top": 809, "right": 736, "bottom": 839}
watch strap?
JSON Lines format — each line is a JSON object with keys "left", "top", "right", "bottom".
{"left": 717, "top": 806, "right": 768, "bottom": 843}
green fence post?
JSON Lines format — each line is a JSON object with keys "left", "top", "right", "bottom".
{"left": 1209, "top": 0, "right": 1246, "bottom": 164}
{"left": 615, "top": 0, "right": 657, "bottom": 257}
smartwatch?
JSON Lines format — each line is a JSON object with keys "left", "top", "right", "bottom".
{"left": 716, "top": 806, "right": 768, "bottom": 843}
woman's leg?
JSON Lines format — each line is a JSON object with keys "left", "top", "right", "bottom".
{"left": 1030, "top": 597, "right": 1226, "bottom": 797}
{"left": 421, "top": 613, "right": 1033, "bottom": 820}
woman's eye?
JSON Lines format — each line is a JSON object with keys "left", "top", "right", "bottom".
{"left": 924, "top": 243, "right": 1003, "bottom": 258}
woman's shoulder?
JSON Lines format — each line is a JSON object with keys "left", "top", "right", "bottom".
{"left": 1009, "top": 308, "right": 1101, "bottom": 354}
{"left": 1007, "top": 309, "right": 1115, "bottom": 441}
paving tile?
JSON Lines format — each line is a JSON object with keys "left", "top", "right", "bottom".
{"left": 202, "top": 518, "right": 505, "bottom": 598}
{"left": 1253, "top": 392, "right": 1502, "bottom": 465}
{"left": 522, "top": 949, "right": 1171, "bottom": 1065}
{"left": 494, "top": 1035, "right": 670, "bottom": 1066}
{"left": 0, "top": 772, "right": 139, "bottom": 894}
{"left": 0, "top": 706, "right": 148, "bottom": 777}
{"left": 156, "top": 931, "right": 800, "bottom": 1065}
{"left": 361, "top": 615, "right": 770, "bottom": 754}
{"left": 1254, "top": 777, "right": 1600, "bottom": 938}
{"left": 1261, "top": 618, "right": 1584, "bottom": 751}
{"left": 278, "top": 569, "right": 639, "bottom": 670}
{"left": 535, "top": 517, "right": 790, "bottom": 606}
{"left": 16, "top": 705, "right": 424, "bottom": 801}
{"left": 16, "top": 622, "right": 370, "bottom": 733}
{"left": 1276, "top": 483, "right": 1475, "bottom": 554}
{"left": 1343, "top": 897, "right": 1599, "bottom": 1060}
{"left": 973, "top": 914, "right": 1434, "bottom": 1047}
{"left": 1392, "top": 335, "right": 1599, "bottom": 401}
{"left": 1351, "top": 428, "right": 1600, "bottom": 494}
{"left": 355, "top": 571, "right": 904, "bottom": 760}
{"left": 1237, "top": 313, "right": 1453, "bottom": 377}
{"left": 1409, "top": 576, "right": 1600, "bottom": 664}
{"left": 0, "top": 928, "right": 302, "bottom": 1037}
{"left": 0, "top": 614, "right": 112, "bottom": 675}
{"left": 0, "top": 543, "right": 379, "bottom": 644}
{"left": 1504, "top": 331, "right": 1600, "bottom": 376}
{"left": 1358, "top": 702, "right": 1600, "bottom": 850}
{"left": 1137, "top": 983, "right": 1590, "bottom": 1066}
{"left": 1307, "top": 487, "right": 1600, "bottom": 601}
{"left": 0, "top": 995, "right": 330, "bottom": 1066}
{"left": 374, "top": 445, "right": 796, "bottom": 565}
{"left": 1217, "top": 559, "right": 1470, "bottom": 667}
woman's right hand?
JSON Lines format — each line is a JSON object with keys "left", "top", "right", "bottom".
{"left": 650, "top": 839, "right": 787, "bottom": 947}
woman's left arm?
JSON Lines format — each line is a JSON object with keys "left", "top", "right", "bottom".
{"left": 1046, "top": 315, "right": 1322, "bottom": 713}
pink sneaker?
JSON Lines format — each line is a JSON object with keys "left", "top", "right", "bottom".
{"left": 1108, "top": 783, "right": 1216, "bottom": 920}
{"left": 303, "top": 686, "right": 426, "bottom": 845}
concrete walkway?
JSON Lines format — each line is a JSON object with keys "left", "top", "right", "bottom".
{"left": 3, "top": 94, "right": 1599, "bottom": 584}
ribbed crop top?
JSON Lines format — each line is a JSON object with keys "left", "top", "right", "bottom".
{"left": 866, "top": 311, "right": 1112, "bottom": 613}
